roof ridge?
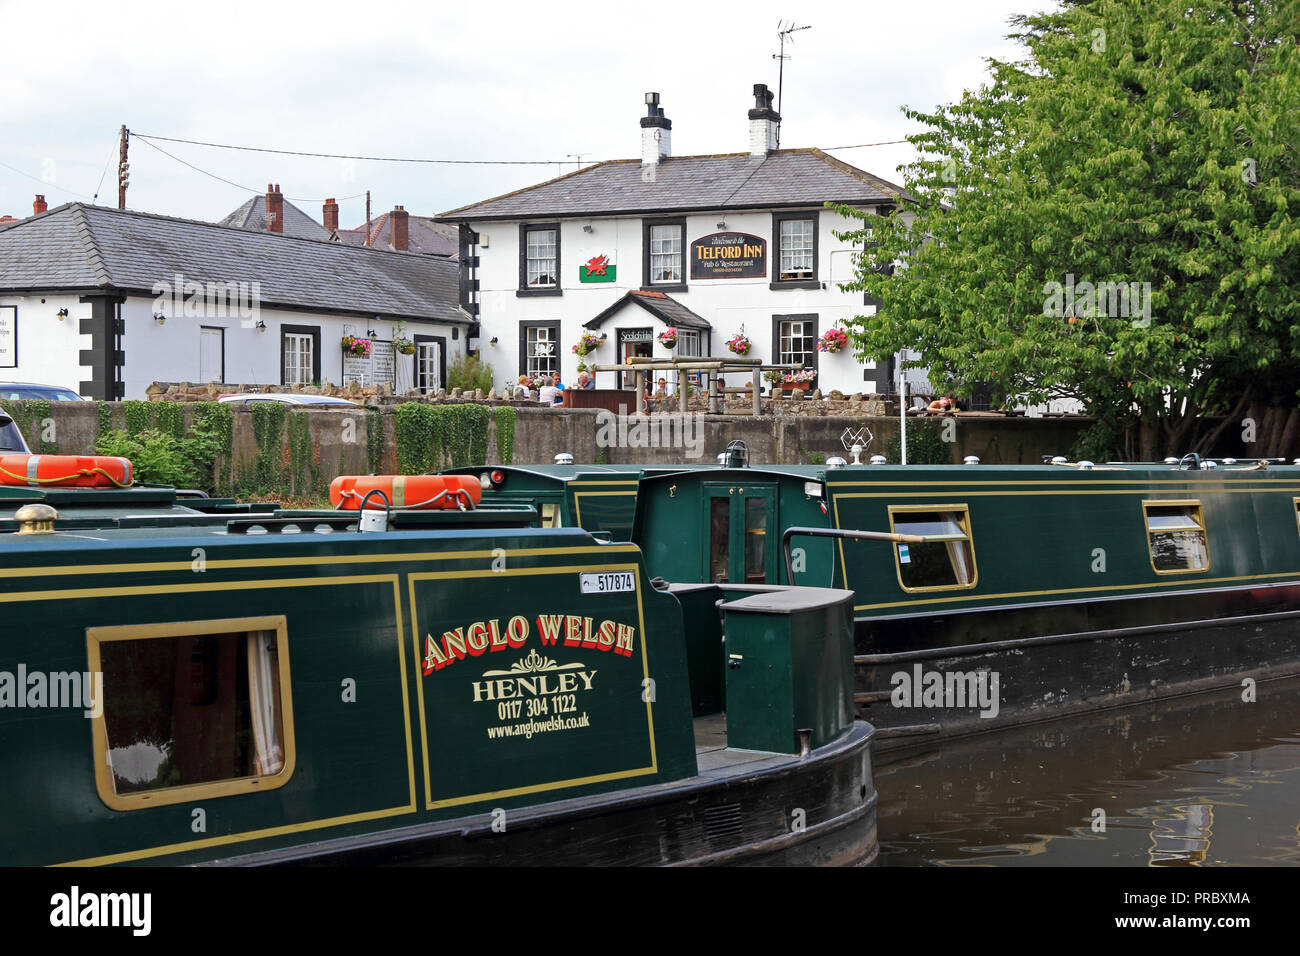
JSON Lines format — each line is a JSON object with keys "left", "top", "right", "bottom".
{"left": 438, "top": 159, "right": 622, "bottom": 219}
{"left": 67, "top": 204, "right": 113, "bottom": 288}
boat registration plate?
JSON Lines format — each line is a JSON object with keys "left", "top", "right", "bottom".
{"left": 579, "top": 571, "right": 635, "bottom": 594}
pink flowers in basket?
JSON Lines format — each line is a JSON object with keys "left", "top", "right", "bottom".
{"left": 342, "top": 335, "right": 371, "bottom": 357}
{"left": 658, "top": 327, "right": 678, "bottom": 349}
{"left": 725, "top": 332, "right": 751, "bottom": 355}
{"left": 817, "top": 327, "right": 848, "bottom": 353}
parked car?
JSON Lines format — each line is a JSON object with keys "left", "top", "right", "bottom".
{"left": 0, "top": 382, "right": 88, "bottom": 402}
{"left": 217, "top": 393, "right": 360, "bottom": 407}
{"left": 0, "top": 411, "right": 31, "bottom": 453}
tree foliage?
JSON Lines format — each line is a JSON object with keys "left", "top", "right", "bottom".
{"left": 836, "top": 0, "right": 1300, "bottom": 458}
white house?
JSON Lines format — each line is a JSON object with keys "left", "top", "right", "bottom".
{"left": 437, "top": 85, "right": 914, "bottom": 397}
{"left": 0, "top": 201, "right": 470, "bottom": 398}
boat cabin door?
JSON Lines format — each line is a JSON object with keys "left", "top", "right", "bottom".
{"left": 704, "top": 483, "right": 778, "bottom": 584}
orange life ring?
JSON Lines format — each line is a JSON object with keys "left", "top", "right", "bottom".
{"left": 0, "top": 454, "right": 133, "bottom": 488}
{"left": 329, "top": 474, "right": 483, "bottom": 510}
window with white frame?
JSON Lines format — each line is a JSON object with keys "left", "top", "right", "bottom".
{"left": 773, "top": 210, "right": 819, "bottom": 285}
{"left": 281, "top": 326, "right": 319, "bottom": 387}
{"left": 523, "top": 323, "right": 559, "bottom": 378}
{"left": 775, "top": 316, "right": 816, "bottom": 370}
{"left": 518, "top": 224, "right": 560, "bottom": 295}
{"left": 677, "top": 329, "right": 701, "bottom": 357}
{"left": 643, "top": 218, "right": 686, "bottom": 288}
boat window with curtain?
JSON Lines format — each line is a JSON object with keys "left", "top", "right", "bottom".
{"left": 888, "top": 506, "right": 977, "bottom": 591}
{"left": 90, "top": 618, "right": 292, "bottom": 810}
{"left": 1143, "top": 502, "right": 1209, "bottom": 573}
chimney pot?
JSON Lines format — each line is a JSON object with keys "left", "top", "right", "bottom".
{"left": 33, "top": 194, "right": 47, "bottom": 215}
{"left": 747, "top": 82, "right": 782, "bottom": 159}
{"left": 265, "top": 183, "right": 284, "bottom": 233}
{"left": 640, "top": 92, "right": 672, "bottom": 172}
{"left": 391, "top": 205, "right": 410, "bottom": 252}
{"left": 323, "top": 197, "right": 339, "bottom": 234}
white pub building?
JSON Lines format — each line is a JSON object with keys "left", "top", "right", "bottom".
{"left": 438, "top": 85, "right": 912, "bottom": 397}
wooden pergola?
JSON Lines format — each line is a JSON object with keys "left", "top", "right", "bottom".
{"left": 589, "top": 356, "right": 805, "bottom": 416}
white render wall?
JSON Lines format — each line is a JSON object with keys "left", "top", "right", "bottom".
{"left": 1, "top": 293, "right": 465, "bottom": 398}
{"left": 469, "top": 206, "right": 886, "bottom": 396}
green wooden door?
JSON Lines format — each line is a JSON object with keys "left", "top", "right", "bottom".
{"left": 704, "top": 484, "right": 778, "bottom": 584}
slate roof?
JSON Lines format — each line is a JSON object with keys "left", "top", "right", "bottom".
{"left": 584, "top": 290, "right": 711, "bottom": 331}
{"left": 439, "top": 148, "right": 911, "bottom": 222}
{"left": 337, "top": 212, "right": 458, "bottom": 257}
{"left": 0, "top": 203, "right": 468, "bottom": 324}
{"left": 218, "top": 195, "right": 333, "bottom": 241}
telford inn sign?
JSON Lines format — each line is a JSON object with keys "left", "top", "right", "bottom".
{"left": 690, "top": 232, "right": 767, "bottom": 280}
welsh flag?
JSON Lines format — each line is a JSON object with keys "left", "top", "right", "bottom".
{"left": 579, "top": 253, "right": 616, "bottom": 283}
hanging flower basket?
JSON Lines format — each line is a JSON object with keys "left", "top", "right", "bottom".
{"left": 342, "top": 335, "right": 372, "bottom": 357}
{"left": 658, "top": 327, "right": 678, "bottom": 349}
{"left": 725, "top": 332, "right": 751, "bottom": 356}
{"left": 393, "top": 337, "right": 416, "bottom": 355}
{"left": 571, "top": 331, "right": 606, "bottom": 357}
{"left": 816, "top": 328, "right": 848, "bottom": 353}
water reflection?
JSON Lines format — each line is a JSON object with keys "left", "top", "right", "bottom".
{"left": 875, "top": 676, "right": 1300, "bottom": 866}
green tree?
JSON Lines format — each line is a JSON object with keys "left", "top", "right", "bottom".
{"left": 836, "top": 0, "right": 1300, "bottom": 459}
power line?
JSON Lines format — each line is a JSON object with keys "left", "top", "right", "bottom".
{"left": 0, "top": 160, "right": 97, "bottom": 201}
{"left": 134, "top": 136, "right": 366, "bottom": 203}
{"left": 133, "top": 132, "right": 571, "bottom": 166}
{"left": 822, "top": 139, "right": 909, "bottom": 150}
{"left": 92, "top": 136, "right": 119, "bottom": 203}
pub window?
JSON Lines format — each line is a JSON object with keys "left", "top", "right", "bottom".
{"left": 414, "top": 334, "right": 445, "bottom": 394}
{"left": 772, "top": 210, "right": 819, "bottom": 286}
{"left": 520, "top": 322, "right": 559, "bottom": 379}
{"left": 281, "top": 325, "right": 320, "bottom": 387}
{"left": 518, "top": 223, "right": 561, "bottom": 295}
{"left": 1143, "top": 501, "right": 1209, "bottom": 574}
{"left": 87, "top": 616, "right": 295, "bottom": 811}
{"left": 642, "top": 218, "right": 686, "bottom": 290}
{"left": 677, "top": 329, "right": 701, "bottom": 357}
{"left": 773, "top": 315, "right": 818, "bottom": 373}
{"left": 888, "top": 505, "right": 977, "bottom": 591}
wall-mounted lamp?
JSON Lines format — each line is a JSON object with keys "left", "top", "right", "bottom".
{"left": 153, "top": 312, "right": 166, "bottom": 326}
{"left": 56, "top": 308, "right": 69, "bottom": 321}
{"left": 489, "top": 336, "right": 499, "bottom": 346}
{"left": 367, "top": 328, "right": 377, "bottom": 339}
{"left": 255, "top": 320, "right": 267, "bottom": 332}
{"left": 716, "top": 220, "right": 727, "bottom": 229}
{"left": 582, "top": 222, "right": 593, "bottom": 234}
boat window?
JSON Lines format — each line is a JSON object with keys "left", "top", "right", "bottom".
{"left": 710, "top": 497, "right": 730, "bottom": 583}
{"left": 745, "top": 497, "right": 767, "bottom": 583}
{"left": 540, "top": 502, "right": 561, "bottom": 528}
{"left": 1143, "top": 501, "right": 1209, "bottom": 573}
{"left": 87, "top": 617, "right": 294, "bottom": 811}
{"left": 888, "top": 506, "right": 977, "bottom": 591}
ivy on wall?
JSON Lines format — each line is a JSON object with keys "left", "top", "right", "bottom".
{"left": 245, "top": 402, "right": 289, "bottom": 494}
{"left": 494, "top": 406, "right": 515, "bottom": 465}
{"left": 365, "top": 407, "right": 385, "bottom": 473}
{"left": 394, "top": 402, "right": 495, "bottom": 472}
{"left": 2, "top": 399, "right": 57, "bottom": 453}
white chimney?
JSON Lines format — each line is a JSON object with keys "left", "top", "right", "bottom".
{"left": 640, "top": 92, "right": 672, "bottom": 182}
{"left": 748, "top": 83, "right": 781, "bottom": 159}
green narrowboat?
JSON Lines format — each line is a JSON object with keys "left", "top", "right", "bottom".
{"left": 0, "top": 477, "right": 875, "bottom": 866}
{"left": 631, "top": 456, "right": 1300, "bottom": 746}
{"left": 439, "top": 464, "right": 698, "bottom": 540}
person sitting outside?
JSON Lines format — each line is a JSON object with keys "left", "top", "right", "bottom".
{"left": 927, "top": 392, "right": 959, "bottom": 414}
{"left": 576, "top": 371, "right": 595, "bottom": 390}
{"left": 513, "top": 374, "right": 531, "bottom": 400}
{"left": 550, "top": 372, "right": 566, "bottom": 406}
{"left": 537, "top": 379, "right": 559, "bottom": 405}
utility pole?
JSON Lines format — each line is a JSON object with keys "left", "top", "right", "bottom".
{"left": 365, "top": 190, "right": 372, "bottom": 246}
{"left": 773, "top": 20, "right": 810, "bottom": 148}
{"left": 117, "top": 125, "right": 129, "bottom": 210}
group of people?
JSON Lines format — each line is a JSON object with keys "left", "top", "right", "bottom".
{"left": 513, "top": 371, "right": 595, "bottom": 406}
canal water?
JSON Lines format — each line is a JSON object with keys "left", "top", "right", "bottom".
{"left": 875, "top": 676, "right": 1300, "bottom": 866}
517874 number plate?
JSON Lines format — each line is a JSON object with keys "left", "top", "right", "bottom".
{"left": 579, "top": 571, "right": 635, "bottom": 594}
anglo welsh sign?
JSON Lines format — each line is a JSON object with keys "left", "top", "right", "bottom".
{"left": 690, "top": 232, "right": 766, "bottom": 280}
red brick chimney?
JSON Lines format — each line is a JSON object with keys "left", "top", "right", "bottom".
{"left": 265, "top": 184, "right": 284, "bottom": 233}
{"left": 391, "top": 205, "right": 409, "bottom": 252}
{"left": 322, "top": 198, "right": 339, "bottom": 234}
{"left": 33, "top": 194, "right": 47, "bottom": 215}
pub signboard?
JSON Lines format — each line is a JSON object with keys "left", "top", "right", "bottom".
{"left": 689, "top": 232, "right": 766, "bottom": 280}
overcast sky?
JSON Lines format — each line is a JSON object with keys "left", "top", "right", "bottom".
{"left": 0, "top": 0, "right": 1057, "bottom": 227}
